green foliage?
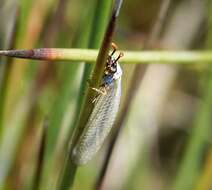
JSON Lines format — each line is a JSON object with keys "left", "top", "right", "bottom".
{"left": 0, "top": 0, "right": 212, "bottom": 190}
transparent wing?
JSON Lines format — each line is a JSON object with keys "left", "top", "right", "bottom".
{"left": 72, "top": 77, "right": 121, "bottom": 165}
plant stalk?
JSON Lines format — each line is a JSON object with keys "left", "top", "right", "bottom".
{"left": 0, "top": 49, "right": 212, "bottom": 64}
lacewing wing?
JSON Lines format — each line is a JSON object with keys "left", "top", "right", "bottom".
{"left": 72, "top": 63, "right": 122, "bottom": 165}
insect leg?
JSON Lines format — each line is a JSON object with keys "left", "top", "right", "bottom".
{"left": 91, "top": 87, "right": 107, "bottom": 95}
{"left": 91, "top": 86, "right": 107, "bottom": 103}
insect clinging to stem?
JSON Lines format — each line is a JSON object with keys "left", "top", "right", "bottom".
{"left": 71, "top": 43, "right": 123, "bottom": 165}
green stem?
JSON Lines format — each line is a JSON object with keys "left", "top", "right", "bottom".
{"left": 69, "top": 0, "right": 122, "bottom": 154}
{"left": 1, "top": 49, "right": 212, "bottom": 63}
{"left": 57, "top": 0, "right": 120, "bottom": 190}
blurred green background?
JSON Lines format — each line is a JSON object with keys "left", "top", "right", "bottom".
{"left": 0, "top": 0, "right": 212, "bottom": 190}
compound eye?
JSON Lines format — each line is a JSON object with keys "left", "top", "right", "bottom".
{"left": 110, "top": 64, "right": 117, "bottom": 73}
{"left": 104, "top": 69, "right": 110, "bottom": 75}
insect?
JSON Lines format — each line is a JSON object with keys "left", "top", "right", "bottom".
{"left": 71, "top": 43, "right": 123, "bottom": 165}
